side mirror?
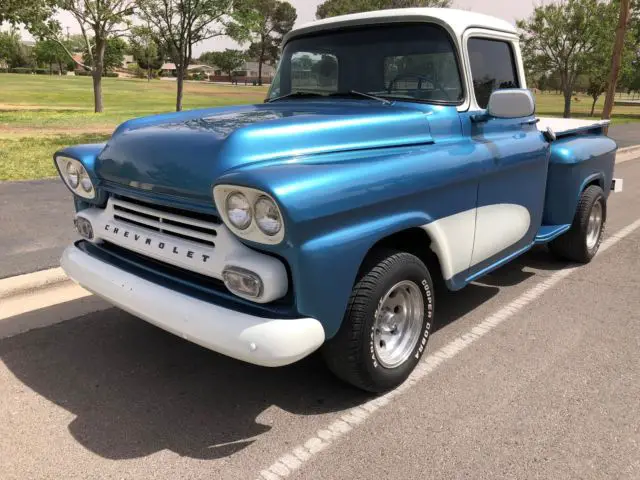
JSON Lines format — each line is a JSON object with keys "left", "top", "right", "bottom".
{"left": 487, "top": 89, "right": 535, "bottom": 119}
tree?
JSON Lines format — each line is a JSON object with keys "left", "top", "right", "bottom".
{"left": 518, "top": 0, "right": 610, "bottom": 119}
{"left": 138, "top": 0, "right": 246, "bottom": 112}
{"left": 581, "top": 2, "right": 625, "bottom": 116}
{"left": 82, "top": 37, "right": 128, "bottom": 72}
{"left": 130, "top": 26, "right": 163, "bottom": 81}
{"left": 0, "top": 30, "right": 24, "bottom": 69}
{"left": 3, "top": 0, "right": 135, "bottom": 113}
{"left": 603, "top": 0, "right": 633, "bottom": 122}
{"left": 204, "top": 49, "right": 246, "bottom": 81}
{"left": 237, "top": 0, "right": 296, "bottom": 85}
{"left": 316, "top": 0, "right": 450, "bottom": 19}
{"left": 33, "top": 39, "right": 68, "bottom": 74}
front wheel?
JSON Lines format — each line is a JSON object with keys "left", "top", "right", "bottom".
{"left": 549, "top": 185, "right": 606, "bottom": 263}
{"left": 322, "top": 250, "right": 435, "bottom": 392}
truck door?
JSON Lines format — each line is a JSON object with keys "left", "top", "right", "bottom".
{"left": 462, "top": 34, "right": 550, "bottom": 279}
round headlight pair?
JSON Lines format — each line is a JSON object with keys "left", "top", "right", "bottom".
{"left": 56, "top": 156, "right": 95, "bottom": 199}
{"left": 225, "top": 192, "right": 282, "bottom": 236}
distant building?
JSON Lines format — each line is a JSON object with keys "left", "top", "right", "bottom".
{"left": 209, "top": 60, "right": 276, "bottom": 84}
{"left": 160, "top": 63, "right": 216, "bottom": 76}
{"left": 243, "top": 61, "right": 276, "bottom": 80}
{"left": 121, "top": 55, "right": 135, "bottom": 68}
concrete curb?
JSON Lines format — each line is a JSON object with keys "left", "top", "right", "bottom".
{"left": 616, "top": 145, "right": 640, "bottom": 164}
{"left": 0, "top": 267, "right": 70, "bottom": 300}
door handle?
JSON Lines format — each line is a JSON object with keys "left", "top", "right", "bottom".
{"left": 520, "top": 118, "right": 539, "bottom": 126}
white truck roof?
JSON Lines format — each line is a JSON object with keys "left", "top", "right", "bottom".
{"left": 284, "top": 8, "right": 518, "bottom": 44}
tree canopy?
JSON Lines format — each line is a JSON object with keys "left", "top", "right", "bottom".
{"left": 81, "top": 37, "right": 128, "bottom": 72}
{"left": 137, "top": 0, "right": 247, "bottom": 111}
{"left": 316, "top": 0, "right": 450, "bottom": 19}
{"left": 237, "top": 0, "right": 296, "bottom": 85}
{"left": 201, "top": 48, "right": 246, "bottom": 79}
{"left": 518, "top": 0, "right": 612, "bottom": 118}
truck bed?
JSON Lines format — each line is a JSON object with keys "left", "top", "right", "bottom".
{"left": 537, "top": 117, "right": 610, "bottom": 137}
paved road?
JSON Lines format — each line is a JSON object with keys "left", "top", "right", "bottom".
{"left": 1, "top": 159, "right": 639, "bottom": 479}
{"left": 0, "top": 179, "right": 77, "bottom": 278}
{"left": 608, "top": 123, "right": 640, "bottom": 148}
{"left": 0, "top": 124, "right": 638, "bottom": 279}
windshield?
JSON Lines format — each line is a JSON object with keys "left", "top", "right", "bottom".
{"left": 267, "top": 24, "right": 464, "bottom": 104}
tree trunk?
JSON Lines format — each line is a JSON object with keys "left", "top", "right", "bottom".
{"left": 590, "top": 96, "right": 598, "bottom": 117}
{"left": 602, "top": 0, "right": 631, "bottom": 131}
{"left": 258, "top": 56, "right": 263, "bottom": 86}
{"left": 176, "top": 65, "right": 184, "bottom": 112}
{"left": 563, "top": 89, "right": 572, "bottom": 118}
{"left": 92, "top": 38, "right": 106, "bottom": 113}
{"left": 92, "top": 71, "right": 104, "bottom": 113}
{"left": 49, "top": 63, "right": 53, "bottom": 75}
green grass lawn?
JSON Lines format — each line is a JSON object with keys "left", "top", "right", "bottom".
{"left": 535, "top": 92, "right": 640, "bottom": 124}
{"left": 0, "top": 73, "right": 639, "bottom": 180}
{"left": 0, "top": 74, "right": 269, "bottom": 180}
{"left": 0, "top": 133, "right": 110, "bottom": 180}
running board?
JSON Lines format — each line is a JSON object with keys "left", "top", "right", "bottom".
{"left": 535, "top": 224, "right": 571, "bottom": 244}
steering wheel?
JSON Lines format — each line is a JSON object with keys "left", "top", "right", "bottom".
{"left": 387, "top": 73, "right": 451, "bottom": 101}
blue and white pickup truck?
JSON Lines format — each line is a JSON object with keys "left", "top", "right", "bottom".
{"left": 56, "top": 8, "right": 621, "bottom": 392}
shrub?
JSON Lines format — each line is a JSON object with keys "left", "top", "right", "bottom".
{"left": 103, "top": 72, "right": 118, "bottom": 78}
{"left": 35, "top": 68, "right": 48, "bottom": 75}
{"left": 11, "top": 67, "right": 33, "bottom": 74}
{"left": 75, "top": 69, "right": 91, "bottom": 76}
{"left": 0, "top": 68, "right": 8, "bottom": 73}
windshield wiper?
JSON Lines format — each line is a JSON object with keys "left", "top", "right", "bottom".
{"left": 330, "top": 90, "right": 392, "bottom": 105}
{"left": 266, "top": 91, "right": 325, "bottom": 103}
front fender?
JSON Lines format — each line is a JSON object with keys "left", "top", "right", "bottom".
{"left": 216, "top": 142, "right": 481, "bottom": 338}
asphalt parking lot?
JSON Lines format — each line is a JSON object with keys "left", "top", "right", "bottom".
{"left": 0, "top": 159, "right": 639, "bottom": 479}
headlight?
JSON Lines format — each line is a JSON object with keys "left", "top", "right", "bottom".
{"left": 225, "top": 192, "right": 252, "bottom": 230}
{"left": 55, "top": 156, "right": 96, "bottom": 199}
{"left": 213, "top": 185, "right": 285, "bottom": 245}
{"left": 66, "top": 162, "right": 80, "bottom": 189}
{"left": 254, "top": 196, "right": 282, "bottom": 236}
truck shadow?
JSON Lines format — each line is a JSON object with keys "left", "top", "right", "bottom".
{"left": 0, "top": 248, "right": 562, "bottom": 461}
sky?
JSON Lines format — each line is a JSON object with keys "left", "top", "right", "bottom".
{"left": 23, "top": 0, "right": 540, "bottom": 56}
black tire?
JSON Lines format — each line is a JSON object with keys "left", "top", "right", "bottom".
{"left": 549, "top": 185, "right": 606, "bottom": 263}
{"left": 322, "top": 249, "right": 435, "bottom": 393}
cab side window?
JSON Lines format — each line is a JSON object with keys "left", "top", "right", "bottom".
{"left": 468, "top": 38, "right": 519, "bottom": 109}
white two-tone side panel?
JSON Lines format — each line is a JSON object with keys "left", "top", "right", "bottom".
{"left": 421, "top": 204, "right": 531, "bottom": 280}
{"left": 470, "top": 204, "right": 530, "bottom": 266}
{"left": 421, "top": 208, "right": 476, "bottom": 281}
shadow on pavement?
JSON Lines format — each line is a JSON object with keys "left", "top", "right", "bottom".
{"left": 0, "top": 248, "right": 561, "bottom": 461}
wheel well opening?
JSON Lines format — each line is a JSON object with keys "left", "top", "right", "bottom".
{"left": 584, "top": 176, "right": 604, "bottom": 191}
{"left": 362, "top": 228, "right": 444, "bottom": 285}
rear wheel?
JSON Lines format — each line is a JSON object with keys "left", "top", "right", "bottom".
{"left": 549, "top": 185, "right": 606, "bottom": 263}
{"left": 322, "top": 250, "right": 434, "bottom": 392}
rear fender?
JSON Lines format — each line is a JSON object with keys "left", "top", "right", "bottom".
{"left": 543, "top": 135, "right": 616, "bottom": 225}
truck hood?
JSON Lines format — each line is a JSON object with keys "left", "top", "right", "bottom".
{"left": 96, "top": 101, "right": 433, "bottom": 201}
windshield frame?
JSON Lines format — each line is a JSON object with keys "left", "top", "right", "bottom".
{"left": 268, "top": 22, "right": 468, "bottom": 107}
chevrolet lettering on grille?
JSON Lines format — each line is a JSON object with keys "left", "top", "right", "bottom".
{"left": 104, "top": 224, "right": 212, "bottom": 263}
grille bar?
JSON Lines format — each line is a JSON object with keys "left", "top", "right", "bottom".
{"left": 110, "top": 197, "right": 219, "bottom": 248}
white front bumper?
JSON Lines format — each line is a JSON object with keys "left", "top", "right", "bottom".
{"left": 61, "top": 245, "right": 325, "bottom": 367}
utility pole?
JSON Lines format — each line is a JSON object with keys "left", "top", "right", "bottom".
{"left": 602, "top": 0, "right": 632, "bottom": 130}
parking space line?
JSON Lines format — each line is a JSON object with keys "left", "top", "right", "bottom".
{"left": 256, "top": 217, "right": 640, "bottom": 480}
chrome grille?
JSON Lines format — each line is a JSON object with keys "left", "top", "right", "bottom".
{"left": 110, "top": 196, "right": 220, "bottom": 247}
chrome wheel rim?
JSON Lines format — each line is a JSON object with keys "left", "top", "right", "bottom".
{"left": 586, "top": 201, "right": 603, "bottom": 250}
{"left": 373, "top": 280, "right": 424, "bottom": 368}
